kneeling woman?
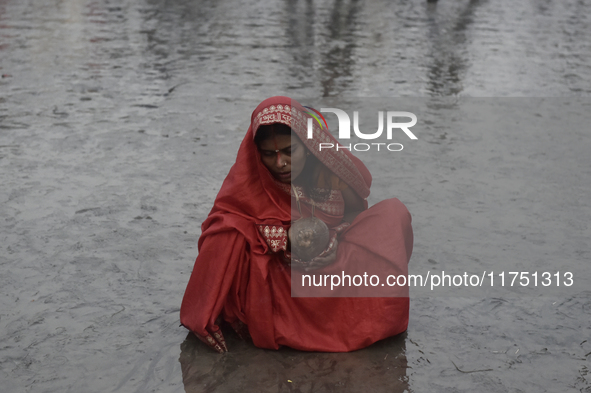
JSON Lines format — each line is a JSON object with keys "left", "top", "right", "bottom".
{"left": 180, "top": 96, "right": 413, "bottom": 353}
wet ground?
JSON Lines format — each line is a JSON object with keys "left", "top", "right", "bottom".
{"left": 1, "top": 0, "right": 590, "bottom": 392}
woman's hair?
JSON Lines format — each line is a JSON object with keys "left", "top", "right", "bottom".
{"left": 254, "top": 123, "right": 292, "bottom": 147}
{"left": 254, "top": 123, "right": 331, "bottom": 201}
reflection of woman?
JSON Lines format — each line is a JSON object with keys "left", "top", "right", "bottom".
{"left": 180, "top": 96, "right": 413, "bottom": 353}
{"left": 179, "top": 332, "right": 409, "bottom": 392}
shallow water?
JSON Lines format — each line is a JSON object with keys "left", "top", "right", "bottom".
{"left": 1, "top": 0, "right": 590, "bottom": 392}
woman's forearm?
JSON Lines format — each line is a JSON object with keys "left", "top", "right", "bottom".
{"left": 343, "top": 209, "right": 363, "bottom": 223}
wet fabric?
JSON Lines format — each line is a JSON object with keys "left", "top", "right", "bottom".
{"left": 180, "top": 96, "right": 413, "bottom": 352}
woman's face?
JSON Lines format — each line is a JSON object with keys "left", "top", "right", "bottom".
{"left": 258, "top": 133, "right": 307, "bottom": 184}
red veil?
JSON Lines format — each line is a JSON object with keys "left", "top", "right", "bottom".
{"left": 180, "top": 96, "right": 413, "bottom": 352}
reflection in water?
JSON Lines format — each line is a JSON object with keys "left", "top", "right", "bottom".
{"left": 180, "top": 330, "right": 408, "bottom": 392}
{"left": 283, "top": 0, "right": 362, "bottom": 97}
{"left": 284, "top": 0, "right": 316, "bottom": 91}
{"left": 424, "top": 0, "right": 484, "bottom": 95}
{"left": 321, "top": 0, "right": 361, "bottom": 97}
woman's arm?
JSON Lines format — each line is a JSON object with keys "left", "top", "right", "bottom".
{"left": 341, "top": 186, "right": 366, "bottom": 223}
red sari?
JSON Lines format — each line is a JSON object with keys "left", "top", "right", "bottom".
{"left": 180, "top": 97, "right": 413, "bottom": 352}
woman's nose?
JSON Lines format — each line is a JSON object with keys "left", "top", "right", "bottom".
{"left": 275, "top": 152, "right": 288, "bottom": 168}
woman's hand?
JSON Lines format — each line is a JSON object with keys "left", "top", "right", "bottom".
{"left": 304, "top": 239, "right": 338, "bottom": 271}
{"left": 195, "top": 329, "right": 228, "bottom": 354}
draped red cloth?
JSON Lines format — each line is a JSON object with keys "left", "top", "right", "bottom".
{"left": 180, "top": 96, "right": 413, "bottom": 352}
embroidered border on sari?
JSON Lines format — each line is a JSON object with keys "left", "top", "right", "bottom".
{"left": 274, "top": 181, "right": 345, "bottom": 217}
{"left": 256, "top": 224, "right": 289, "bottom": 252}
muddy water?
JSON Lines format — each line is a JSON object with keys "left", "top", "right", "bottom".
{"left": 1, "top": 0, "right": 590, "bottom": 392}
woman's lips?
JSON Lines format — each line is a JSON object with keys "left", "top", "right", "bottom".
{"left": 277, "top": 171, "right": 291, "bottom": 180}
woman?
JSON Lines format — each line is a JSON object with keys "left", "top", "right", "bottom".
{"left": 180, "top": 96, "right": 413, "bottom": 353}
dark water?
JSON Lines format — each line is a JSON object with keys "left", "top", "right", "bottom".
{"left": 1, "top": 0, "right": 590, "bottom": 392}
